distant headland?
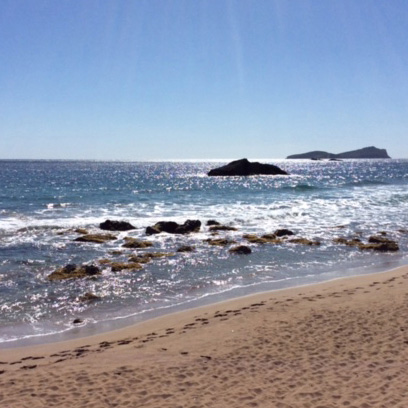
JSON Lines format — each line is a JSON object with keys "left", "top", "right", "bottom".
{"left": 287, "top": 146, "right": 390, "bottom": 160}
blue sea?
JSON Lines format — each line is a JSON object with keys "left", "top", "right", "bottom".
{"left": 1, "top": 159, "right": 408, "bottom": 346}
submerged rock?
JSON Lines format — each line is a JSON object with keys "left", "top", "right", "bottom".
{"left": 99, "top": 220, "right": 136, "bottom": 231}
{"left": 48, "top": 264, "right": 101, "bottom": 281}
{"left": 110, "top": 262, "right": 143, "bottom": 272}
{"left": 333, "top": 237, "right": 362, "bottom": 247}
{"left": 74, "top": 228, "right": 89, "bottom": 235}
{"left": 229, "top": 245, "right": 252, "bottom": 255}
{"left": 122, "top": 237, "right": 153, "bottom": 249}
{"left": 288, "top": 238, "right": 321, "bottom": 246}
{"left": 146, "top": 220, "right": 201, "bottom": 235}
{"left": 74, "top": 234, "right": 117, "bottom": 244}
{"left": 206, "top": 220, "right": 220, "bottom": 226}
{"left": 128, "top": 252, "right": 175, "bottom": 264}
{"left": 78, "top": 292, "right": 101, "bottom": 302}
{"left": 208, "top": 158, "right": 288, "bottom": 176}
{"left": 205, "top": 238, "right": 236, "bottom": 246}
{"left": 243, "top": 234, "right": 282, "bottom": 244}
{"left": 176, "top": 245, "right": 196, "bottom": 253}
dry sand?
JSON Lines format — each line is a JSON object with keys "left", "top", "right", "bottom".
{"left": 1, "top": 266, "right": 408, "bottom": 408}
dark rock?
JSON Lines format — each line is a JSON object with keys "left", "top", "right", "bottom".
{"left": 274, "top": 229, "right": 295, "bottom": 237}
{"left": 147, "top": 221, "right": 179, "bottom": 234}
{"left": 335, "top": 236, "right": 399, "bottom": 251}
{"left": 73, "top": 318, "right": 83, "bottom": 324}
{"left": 208, "top": 159, "right": 288, "bottom": 176}
{"left": 75, "top": 228, "right": 88, "bottom": 234}
{"left": 368, "top": 235, "right": 392, "bottom": 244}
{"left": 206, "top": 220, "right": 220, "bottom": 226}
{"left": 48, "top": 264, "right": 101, "bottom": 281}
{"left": 358, "top": 242, "right": 399, "bottom": 252}
{"left": 74, "top": 234, "right": 117, "bottom": 243}
{"left": 146, "top": 220, "right": 201, "bottom": 235}
{"left": 362, "top": 236, "right": 399, "bottom": 251}
{"left": 145, "top": 226, "right": 161, "bottom": 235}
{"left": 78, "top": 292, "right": 101, "bottom": 302}
{"left": 177, "top": 245, "right": 196, "bottom": 253}
{"left": 99, "top": 220, "right": 135, "bottom": 231}
{"left": 229, "top": 245, "right": 252, "bottom": 255}
{"left": 209, "top": 225, "right": 238, "bottom": 232}
{"left": 176, "top": 220, "right": 201, "bottom": 234}
{"left": 122, "top": 237, "right": 153, "bottom": 249}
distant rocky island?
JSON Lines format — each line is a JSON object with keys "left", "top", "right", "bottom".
{"left": 208, "top": 158, "right": 288, "bottom": 176}
{"left": 287, "top": 146, "right": 390, "bottom": 160}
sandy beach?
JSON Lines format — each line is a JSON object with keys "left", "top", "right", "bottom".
{"left": 1, "top": 266, "right": 408, "bottom": 408}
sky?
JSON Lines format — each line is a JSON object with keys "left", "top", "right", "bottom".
{"left": 1, "top": 0, "right": 408, "bottom": 160}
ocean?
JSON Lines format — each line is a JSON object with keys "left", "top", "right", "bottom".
{"left": 1, "top": 159, "right": 408, "bottom": 346}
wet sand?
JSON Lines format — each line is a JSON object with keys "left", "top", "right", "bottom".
{"left": 1, "top": 266, "right": 408, "bottom": 408}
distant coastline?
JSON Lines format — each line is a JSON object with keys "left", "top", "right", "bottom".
{"left": 287, "top": 146, "right": 390, "bottom": 160}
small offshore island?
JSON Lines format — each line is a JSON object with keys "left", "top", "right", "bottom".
{"left": 208, "top": 158, "right": 288, "bottom": 176}
{"left": 287, "top": 146, "right": 390, "bottom": 160}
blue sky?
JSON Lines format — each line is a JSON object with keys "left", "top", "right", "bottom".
{"left": 1, "top": 0, "right": 408, "bottom": 160}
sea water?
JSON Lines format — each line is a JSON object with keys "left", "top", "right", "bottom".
{"left": 1, "top": 159, "right": 408, "bottom": 346}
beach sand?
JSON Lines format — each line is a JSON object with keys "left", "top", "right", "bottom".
{"left": 1, "top": 266, "right": 408, "bottom": 408}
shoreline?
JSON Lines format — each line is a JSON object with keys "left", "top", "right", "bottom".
{"left": 1, "top": 265, "right": 408, "bottom": 406}
{"left": 1, "top": 263, "right": 407, "bottom": 350}
{"left": 2, "top": 258, "right": 407, "bottom": 350}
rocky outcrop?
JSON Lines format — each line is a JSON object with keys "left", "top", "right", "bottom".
{"left": 334, "top": 235, "right": 399, "bottom": 251}
{"left": 360, "top": 236, "right": 399, "bottom": 251}
{"left": 287, "top": 146, "right": 390, "bottom": 159}
{"left": 209, "top": 225, "right": 238, "bottom": 232}
{"left": 48, "top": 264, "right": 101, "bottom": 281}
{"left": 229, "top": 245, "right": 252, "bottom": 254}
{"left": 74, "top": 234, "right": 117, "bottom": 243}
{"left": 122, "top": 237, "right": 153, "bottom": 249}
{"left": 208, "top": 159, "right": 288, "bottom": 176}
{"left": 146, "top": 220, "right": 201, "bottom": 235}
{"left": 99, "top": 220, "right": 135, "bottom": 231}
{"left": 110, "top": 262, "right": 143, "bottom": 272}
{"left": 274, "top": 229, "right": 295, "bottom": 237}
{"left": 333, "top": 238, "right": 362, "bottom": 247}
